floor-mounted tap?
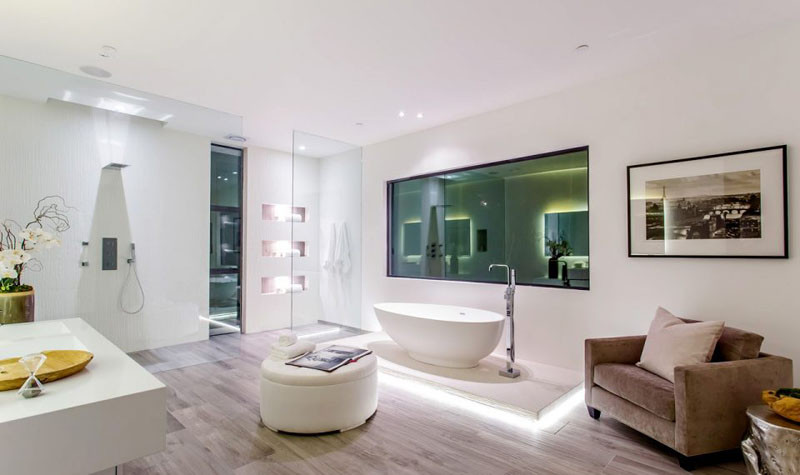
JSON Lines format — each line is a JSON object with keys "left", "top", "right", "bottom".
{"left": 489, "top": 264, "right": 520, "bottom": 378}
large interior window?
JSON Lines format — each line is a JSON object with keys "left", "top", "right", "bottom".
{"left": 388, "top": 147, "right": 589, "bottom": 289}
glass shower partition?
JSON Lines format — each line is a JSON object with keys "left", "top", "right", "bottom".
{"left": 290, "top": 131, "right": 363, "bottom": 340}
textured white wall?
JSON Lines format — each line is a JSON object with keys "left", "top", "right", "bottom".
{"left": 362, "top": 23, "right": 800, "bottom": 382}
{"left": 0, "top": 96, "right": 210, "bottom": 352}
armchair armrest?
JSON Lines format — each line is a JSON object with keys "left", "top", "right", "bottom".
{"left": 584, "top": 336, "right": 646, "bottom": 405}
{"left": 674, "top": 355, "right": 793, "bottom": 456}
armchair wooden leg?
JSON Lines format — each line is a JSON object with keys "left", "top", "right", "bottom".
{"left": 586, "top": 406, "right": 601, "bottom": 420}
{"left": 677, "top": 454, "right": 696, "bottom": 471}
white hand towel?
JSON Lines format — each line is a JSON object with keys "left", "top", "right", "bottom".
{"left": 323, "top": 223, "right": 337, "bottom": 271}
{"left": 269, "top": 340, "right": 314, "bottom": 360}
{"left": 276, "top": 283, "right": 303, "bottom": 294}
{"left": 279, "top": 213, "right": 303, "bottom": 222}
{"left": 275, "top": 330, "right": 298, "bottom": 347}
{"left": 334, "top": 222, "right": 351, "bottom": 275}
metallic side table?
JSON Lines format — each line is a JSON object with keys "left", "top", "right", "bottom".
{"left": 742, "top": 405, "right": 800, "bottom": 474}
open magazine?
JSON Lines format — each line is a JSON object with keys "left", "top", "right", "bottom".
{"left": 285, "top": 345, "right": 372, "bottom": 372}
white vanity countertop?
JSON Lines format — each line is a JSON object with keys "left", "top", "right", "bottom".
{"left": 0, "top": 318, "right": 164, "bottom": 423}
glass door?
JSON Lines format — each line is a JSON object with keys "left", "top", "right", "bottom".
{"left": 291, "top": 131, "right": 363, "bottom": 337}
{"left": 210, "top": 144, "right": 243, "bottom": 335}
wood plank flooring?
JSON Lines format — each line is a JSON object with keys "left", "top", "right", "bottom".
{"left": 124, "top": 331, "right": 746, "bottom": 475}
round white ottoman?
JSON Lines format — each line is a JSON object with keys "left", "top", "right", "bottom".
{"left": 259, "top": 354, "right": 378, "bottom": 434}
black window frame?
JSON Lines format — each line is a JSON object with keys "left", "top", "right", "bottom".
{"left": 385, "top": 145, "right": 590, "bottom": 290}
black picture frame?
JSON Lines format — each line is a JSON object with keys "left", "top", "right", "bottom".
{"left": 627, "top": 145, "right": 787, "bottom": 258}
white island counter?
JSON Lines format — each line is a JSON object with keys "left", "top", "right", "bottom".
{"left": 0, "top": 318, "right": 166, "bottom": 475}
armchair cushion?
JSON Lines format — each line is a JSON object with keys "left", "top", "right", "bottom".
{"left": 594, "top": 363, "right": 675, "bottom": 421}
{"left": 682, "top": 318, "right": 763, "bottom": 361}
{"left": 637, "top": 307, "right": 724, "bottom": 382}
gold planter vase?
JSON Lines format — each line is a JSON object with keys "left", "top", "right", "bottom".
{"left": 0, "top": 289, "right": 35, "bottom": 324}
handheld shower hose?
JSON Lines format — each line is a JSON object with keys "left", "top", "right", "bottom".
{"left": 120, "top": 243, "right": 145, "bottom": 314}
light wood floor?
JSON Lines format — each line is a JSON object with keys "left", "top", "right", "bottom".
{"left": 124, "top": 331, "right": 746, "bottom": 475}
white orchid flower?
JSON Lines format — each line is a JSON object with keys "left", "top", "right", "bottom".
{"left": 19, "top": 229, "right": 38, "bottom": 243}
{"left": 0, "top": 266, "right": 18, "bottom": 280}
{"left": 0, "top": 250, "right": 17, "bottom": 265}
{"left": 0, "top": 249, "right": 31, "bottom": 265}
{"left": 15, "top": 249, "right": 32, "bottom": 263}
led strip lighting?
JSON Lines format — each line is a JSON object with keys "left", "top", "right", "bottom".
{"left": 378, "top": 371, "right": 584, "bottom": 432}
{"left": 198, "top": 315, "right": 240, "bottom": 332}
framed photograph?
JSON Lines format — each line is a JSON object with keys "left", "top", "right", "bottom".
{"left": 628, "top": 145, "right": 787, "bottom": 258}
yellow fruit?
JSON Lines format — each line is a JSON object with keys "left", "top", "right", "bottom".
{"left": 762, "top": 390, "right": 779, "bottom": 405}
{"left": 763, "top": 389, "right": 800, "bottom": 423}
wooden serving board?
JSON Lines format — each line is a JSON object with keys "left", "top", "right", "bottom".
{"left": 0, "top": 350, "right": 94, "bottom": 391}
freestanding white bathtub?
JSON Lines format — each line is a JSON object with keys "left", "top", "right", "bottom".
{"left": 374, "top": 302, "right": 504, "bottom": 368}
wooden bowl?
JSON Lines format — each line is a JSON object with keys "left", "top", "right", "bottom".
{"left": 0, "top": 350, "right": 94, "bottom": 391}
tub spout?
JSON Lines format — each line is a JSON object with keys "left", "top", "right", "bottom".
{"left": 489, "top": 264, "right": 520, "bottom": 378}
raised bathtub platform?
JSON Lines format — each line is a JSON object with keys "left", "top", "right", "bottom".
{"left": 328, "top": 331, "right": 583, "bottom": 421}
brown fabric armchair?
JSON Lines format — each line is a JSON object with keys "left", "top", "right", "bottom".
{"left": 584, "top": 325, "right": 792, "bottom": 471}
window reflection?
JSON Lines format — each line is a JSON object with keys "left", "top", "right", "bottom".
{"left": 388, "top": 147, "right": 589, "bottom": 289}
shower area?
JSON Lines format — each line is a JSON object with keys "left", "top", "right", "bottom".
{"left": 250, "top": 131, "right": 364, "bottom": 341}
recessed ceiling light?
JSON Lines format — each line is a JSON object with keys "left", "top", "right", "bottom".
{"left": 416, "top": 113, "right": 424, "bottom": 119}
{"left": 575, "top": 44, "right": 590, "bottom": 53}
{"left": 224, "top": 178, "right": 228, "bottom": 181}
{"left": 217, "top": 176, "right": 222, "bottom": 179}
{"left": 99, "top": 45, "right": 117, "bottom": 58}
{"left": 232, "top": 171, "right": 238, "bottom": 175}
{"left": 79, "top": 65, "right": 112, "bottom": 78}
{"left": 224, "top": 134, "right": 247, "bottom": 142}
{"left": 298, "top": 145, "right": 306, "bottom": 151}
{"left": 398, "top": 111, "right": 405, "bottom": 118}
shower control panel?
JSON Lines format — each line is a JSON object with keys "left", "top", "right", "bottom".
{"left": 102, "top": 238, "right": 118, "bottom": 271}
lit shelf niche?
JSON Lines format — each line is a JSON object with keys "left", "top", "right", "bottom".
{"left": 261, "top": 275, "right": 308, "bottom": 295}
{"left": 262, "top": 203, "right": 307, "bottom": 222}
{"left": 262, "top": 240, "right": 307, "bottom": 258}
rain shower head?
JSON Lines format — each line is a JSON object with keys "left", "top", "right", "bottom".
{"left": 102, "top": 162, "right": 129, "bottom": 170}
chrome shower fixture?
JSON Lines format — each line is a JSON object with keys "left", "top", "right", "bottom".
{"left": 489, "top": 263, "right": 520, "bottom": 379}
{"left": 120, "top": 242, "right": 144, "bottom": 314}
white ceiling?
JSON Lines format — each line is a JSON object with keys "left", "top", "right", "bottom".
{"left": 0, "top": 56, "right": 242, "bottom": 140}
{"left": 2, "top": 1, "right": 800, "bottom": 152}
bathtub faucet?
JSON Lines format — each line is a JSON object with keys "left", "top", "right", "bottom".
{"left": 489, "top": 264, "right": 520, "bottom": 378}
